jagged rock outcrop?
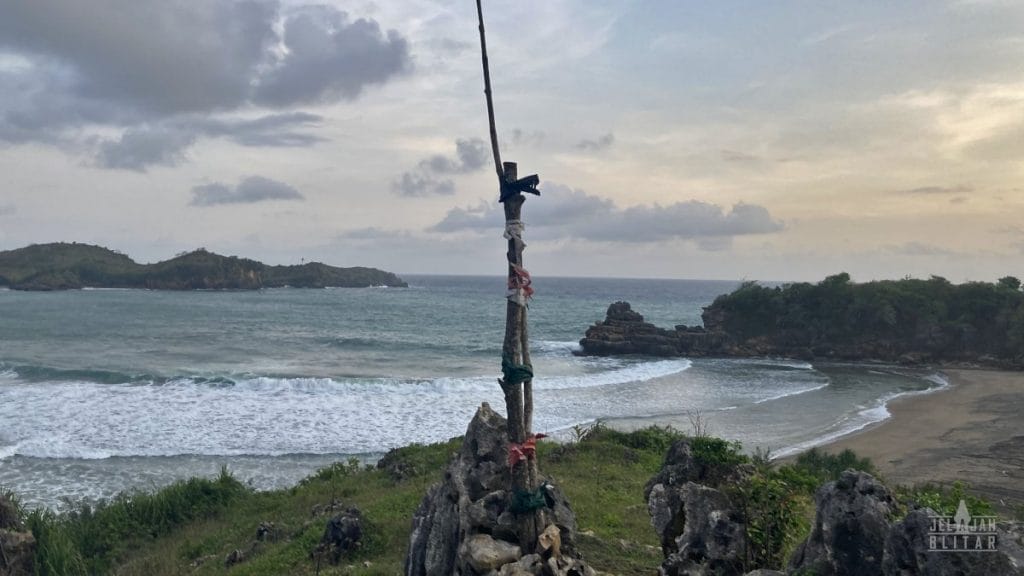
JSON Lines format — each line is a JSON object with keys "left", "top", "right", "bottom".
{"left": 578, "top": 302, "right": 726, "bottom": 357}
{"left": 405, "top": 403, "right": 594, "bottom": 576}
{"left": 645, "top": 439, "right": 752, "bottom": 576}
{"left": 882, "top": 508, "right": 1021, "bottom": 576}
{"left": 788, "top": 470, "right": 897, "bottom": 576}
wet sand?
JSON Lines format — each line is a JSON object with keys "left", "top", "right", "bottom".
{"left": 818, "top": 369, "right": 1024, "bottom": 514}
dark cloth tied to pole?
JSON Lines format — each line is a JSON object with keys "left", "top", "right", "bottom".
{"left": 500, "top": 173, "right": 541, "bottom": 203}
{"left": 510, "top": 485, "right": 549, "bottom": 514}
{"left": 501, "top": 353, "right": 533, "bottom": 386}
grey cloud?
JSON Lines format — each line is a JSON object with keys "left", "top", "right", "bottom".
{"left": 898, "top": 185, "right": 973, "bottom": 195}
{"left": 392, "top": 138, "right": 487, "bottom": 196}
{"left": 197, "top": 112, "right": 324, "bottom": 147}
{"left": 95, "top": 112, "right": 324, "bottom": 171}
{"left": 420, "top": 138, "right": 488, "bottom": 174}
{"left": 0, "top": 1, "right": 276, "bottom": 115}
{"left": 454, "top": 139, "right": 489, "bottom": 172}
{"left": 430, "top": 183, "right": 783, "bottom": 247}
{"left": 575, "top": 133, "right": 615, "bottom": 151}
{"left": 190, "top": 176, "right": 304, "bottom": 206}
{"left": 391, "top": 173, "right": 455, "bottom": 197}
{"left": 0, "top": 204, "right": 16, "bottom": 216}
{"left": 97, "top": 128, "right": 197, "bottom": 171}
{"left": 0, "top": 61, "right": 130, "bottom": 145}
{"left": 253, "top": 7, "right": 410, "bottom": 107}
{"left": 0, "top": 2, "right": 410, "bottom": 147}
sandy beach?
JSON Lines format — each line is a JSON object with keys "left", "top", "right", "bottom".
{"left": 818, "top": 369, "right": 1024, "bottom": 514}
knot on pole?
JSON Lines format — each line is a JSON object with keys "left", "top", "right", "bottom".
{"left": 510, "top": 484, "right": 550, "bottom": 514}
{"left": 499, "top": 174, "right": 541, "bottom": 203}
{"left": 501, "top": 353, "right": 533, "bottom": 386}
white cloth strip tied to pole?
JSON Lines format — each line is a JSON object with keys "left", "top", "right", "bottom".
{"left": 504, "top": 219, "right": 526, "bottom": 251}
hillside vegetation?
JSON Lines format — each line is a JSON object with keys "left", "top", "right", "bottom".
{"left": 705, "top": 273, "right": 1024, "bottom": 364}
{"left": 4, "top": 426, "right": 994, "bottom": 575}
{"left": 0, "top": 243, "right": 407, "bottom": 290}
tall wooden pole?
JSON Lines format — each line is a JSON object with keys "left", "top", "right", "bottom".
{"left": 475, "top": 0, "right": 542, "bottom": 551}
{"left": 476, "top": 0, "right": 503, "bottom": 182}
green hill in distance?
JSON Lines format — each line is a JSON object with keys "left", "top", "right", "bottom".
{"left": 0, "top": 243, "right": 408, "bottom": 290}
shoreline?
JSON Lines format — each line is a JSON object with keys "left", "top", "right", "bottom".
{"left": 811, "top": 368, "right": 1024, "bottom": 513}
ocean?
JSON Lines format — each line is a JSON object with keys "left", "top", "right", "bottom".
{"left": 0, "top": 275, "right": 944, "bottom": 510}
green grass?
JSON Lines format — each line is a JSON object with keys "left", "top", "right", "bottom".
{"left": 18, "top": 429, "right": 996, "bottom": 575}
{"left": 20, "top": 432, "right": 666, "bottom": 576}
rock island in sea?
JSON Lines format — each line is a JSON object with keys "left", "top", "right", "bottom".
{"left": 0, "top": 242, "right": 407, "bottom": 290}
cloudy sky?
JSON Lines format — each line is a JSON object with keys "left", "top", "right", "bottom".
{"left": 1, "top": 0, "right": 1022, "bottom": 281}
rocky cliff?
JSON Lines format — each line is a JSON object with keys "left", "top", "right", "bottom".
{"left": 579, "top": 298, "right": 1024, "bottom": 369}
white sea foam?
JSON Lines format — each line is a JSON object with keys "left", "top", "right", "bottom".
{"left": 532, "top": 340, "right": 583, "bottom": 355}
{"left": 0, "top": 359, "right": 693, "bottom": 460}
{"left": 772, "top": 372, "right": 950, "bottom": 459}
{"left": 0, "top": 444, "right": 17, "bottom": 460}
{"left": 753, "top": 381, "right": 830, "bottom": 404}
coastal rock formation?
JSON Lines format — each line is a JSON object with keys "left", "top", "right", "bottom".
{"left": 405, "top": 403, "right": 594, "bottom": 576}
{"left": 788, "top": 470, "right": 896, "bottom": 576}
{"left": 578, "top": 302, "right": 726, "bottom": 357}
{"left": 882, "top": 509, "right": 1021, "bottom": 576}
{"left": 645, "top": 439, "right": 751, "bottom": 576}
{"left": 578, "top": 275, "right": 1024, "bottom": 369}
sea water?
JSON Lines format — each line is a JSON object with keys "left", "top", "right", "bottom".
{"left": 0, "top": 276, "right": 942, "bottom": 509}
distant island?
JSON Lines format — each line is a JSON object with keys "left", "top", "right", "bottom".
{"left": 580, "top": 273, "right": 1024, "bottom": 369}
{"left": 0, "top": 243, "right": 408, "bottom": 290}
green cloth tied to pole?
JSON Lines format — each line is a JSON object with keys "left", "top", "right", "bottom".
{"left": 510, "top": 485, "right": 548, "bottom": 514}
{"left": 501, "top": 353, "right": 533, "bottom": 385}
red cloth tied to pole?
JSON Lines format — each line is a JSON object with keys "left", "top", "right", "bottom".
{"left": 507, "top": 433, "right": 547, "bottom": 468}
{"left": 507, "top": 264, "right": 534, "bottom": 298}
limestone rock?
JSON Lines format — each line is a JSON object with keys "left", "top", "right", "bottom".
{"left": 459, "top": 534, "right": 521, "bottom": 573}
{"left": 578, "top": 301, "right": 682, "bottom": 357}
{"left": 656, "top": 482, "right": 747, "bottom": 576}
{"left": 316, "top": 507, "right": 363, "bottom": 564}
{"left": 789, "top": 470, "right": 896, "bottom": 576}
{"left": 405, "top": 403, "right": 593, "bottom": 576}
{"left": 882, "top": 509, "right": 1020, "bottom": 576}
{"left": 645, "top": 438, "right": 750, "bottom": 576}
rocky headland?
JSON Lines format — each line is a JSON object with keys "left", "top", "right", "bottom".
{"left": 0, "top": 243, "right": 407, "bottom": 290}
{"left": 579, "top": 274, "right": 1024, "bottom": 369}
